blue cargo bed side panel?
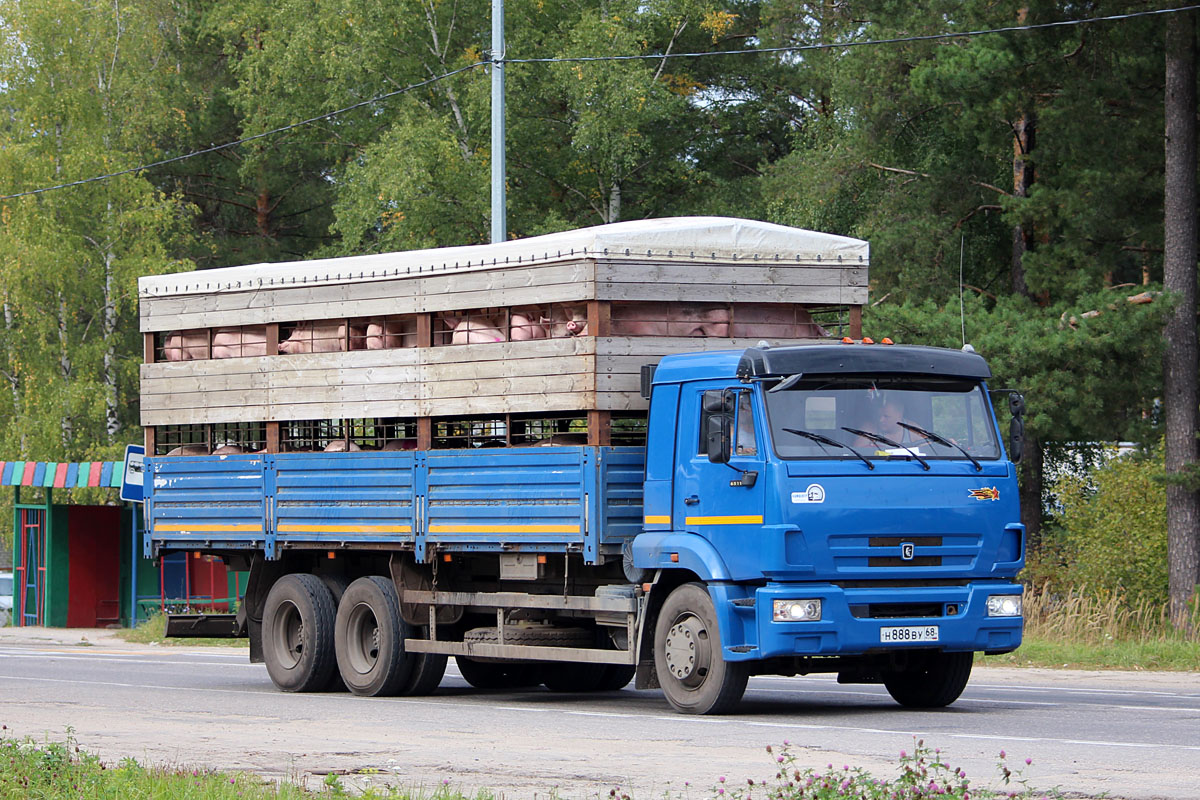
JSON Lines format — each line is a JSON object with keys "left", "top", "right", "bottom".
{"left": 599, "top": 448, "right": 645, "bottom": 546}
{"left": 274, "top": 452, "right": 417, "bottom": 544}
{"left": 424, "top": 447, "right": 590, "bottom": 554}
{"left": 147, "top": 455, "right": 266, "bottom": 549}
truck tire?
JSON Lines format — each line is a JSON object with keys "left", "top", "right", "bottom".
{"left": 334, "top": 576, "right": 413, "bottom": 697}
{"left": 455, "top": 656, "right": 542, "bottom": 689}
{"left": 883, "top": 651, "right": 974, "bottom": 708}
{"left": 261, "top": 573, "right": 338, "bottom": 693}
{"left": 319, "top": 574, "right": 350, "bottom": 692}
{"left": 542, "top": 662, "right": 608, "bottom": 692}
{"left": 402, "top": 652, "right": 448, "bottom": 696}
{"left": 654, "top": 582, "right": 749, "bottom": 715}
{"left": 596, "top": 663, "right": 636, "bottom": 691}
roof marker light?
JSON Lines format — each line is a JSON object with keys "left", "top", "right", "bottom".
{"left": 882, "top": 337, "right": 894, "bottom": 345}
{"left": 841, "top": 337, "right": 854, "bottom": 344}
{"left": 862, "top": 337, "right": 875, "bottom": 344}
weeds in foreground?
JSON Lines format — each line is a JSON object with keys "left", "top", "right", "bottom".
{"left": 690, "top": 740, "right": 1057, "bottom": 800}
{"left": 1, "top": 730, "right": 1063, "bottom": 800}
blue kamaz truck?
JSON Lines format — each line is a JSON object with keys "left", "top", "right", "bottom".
{"left": 141, "top": 218, "right": 1025, "bottom": 714}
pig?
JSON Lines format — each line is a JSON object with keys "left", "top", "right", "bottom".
{"left": 549, "top": 306, "right": 588, "bottom": 338}
{"left": 667, "top": 304, "right": 729, "bottom": 338}
{"left": 279, "top": 321, "right": 365, "bottom": 354}
{"left": 610, "top": 303, "right": 729, "bottom": 337}
{"left": 161, "top": 329, "right": 209, "bottom": 361}
{"left": 381, "top": 438, "right": 418, "bottom": 451}
{"left": 731, "top": 305, "right": 828, "bottom": 339}
{"left": 610, "top": 306, "right": 668, "bottom": 337}
{"left": 509, "top": 309, "right": 549, "bottom": 341}
{"left": 211, "top": 444, "right": 245, "bottom": 455}
{"left": 211, "top": 326, "right": 268, "bottom": 359}
{"left": 443, "top": 314, "right": 507, "bottom": 344}
{"left": 164, "top": 444, "right": 210, "bottom": 456}
{"left": 323, "top": 440, "right": 362, "bottom": 452}
{"left": 365, "top": 317, "right": 417, "bottom": 349}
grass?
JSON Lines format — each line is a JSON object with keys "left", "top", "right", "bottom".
{"left": 0, "top": 732, "right": 1062, "bottom": 800}
{"left": 978, "top": 586, "right": 1200, "bottom": 671}
{"left": 115, "top": 611, "right": 247, "bottom": 648}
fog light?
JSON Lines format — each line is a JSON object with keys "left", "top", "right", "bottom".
{"left": 986, "top": 595, "right": 1022, "bottom": 617}
{"left": 773, "top": 599, "right": 822, "bottom": 622}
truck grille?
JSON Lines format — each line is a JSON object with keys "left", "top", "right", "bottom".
{"left": 868, "top": 536, "right": 942, "bottom": 567}
{"left": 827, "top": 533, "right": 981, "bottom": 573}
{"left": 849, "top": 602, "right": 943, "bottom": 619}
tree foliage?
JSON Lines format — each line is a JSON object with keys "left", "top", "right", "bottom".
{"left": 0, "top": 1, "right": 1195, "bottom": 581}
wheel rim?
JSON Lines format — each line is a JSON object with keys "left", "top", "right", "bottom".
{"left": 272, "top": 601, "right": 305, "bottom": 670}
{"left": 345, "top": 601, "right": 381, "bottom": 675}
{"left": 664, "top": 613, "right": 711, "bottom": 687}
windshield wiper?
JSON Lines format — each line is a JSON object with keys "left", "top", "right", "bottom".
{"left": 841, "top": 427, "right": 931, "bottom": 471}
{"left": 897, "top": 422, "right": 982, "bottom": 471}
{"left": 782, "top": 427, "right": 875, "bottom": 470}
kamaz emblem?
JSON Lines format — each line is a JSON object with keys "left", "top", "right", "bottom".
{"left": 900, "top": 542, "right": 915, "bottom": 561}
{"left": 969, "top": 486, "right": 1000, "bottom": 501}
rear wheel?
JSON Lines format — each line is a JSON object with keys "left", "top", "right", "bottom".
{"left": 654, "top": 582, "right": 748, "bottom": 715}
{"left": 334, "top": 576, "right": 412, "bottom": 696}
{"left": 883, "top": 651, "right": 974, "bottom": 708}
{"left": 455, "top": 656, "right": 542, "bottom": 689}
{"left": 318, "top": 574, "right": 350, "bottom": 692}
{"left": 262, "top": 574, "right": 338, "bottom": 692}
{"left": 542, "top": 661, "right": 608, "bottom": 692}
{"left": 402, "top": 651, "right": 448, "bottom": 696}
{"left": 596, "top": 663, "right": 636, "bottom": 691}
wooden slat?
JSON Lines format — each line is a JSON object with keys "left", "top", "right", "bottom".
{"left": 599, "top": 282, "right": 865, "bottom": 304}
{"left": 597, "top": 261, "right": 866, "bottom": 288}
{"left": 140, "top": 262, "right": 597, "bottom": 332}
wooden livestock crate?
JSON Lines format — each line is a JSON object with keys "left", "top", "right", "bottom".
{"left": 139, "top": 217, "right": 869, "bottom": 450}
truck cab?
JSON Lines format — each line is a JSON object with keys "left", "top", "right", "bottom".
{"left": 632, "top": 342, "right": 1024, "bottom": 713}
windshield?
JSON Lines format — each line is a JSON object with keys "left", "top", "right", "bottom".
{"left": 763, "top": 375, "right": 1002, "bottom": 461}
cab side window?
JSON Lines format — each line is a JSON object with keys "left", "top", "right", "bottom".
{"left": 735, "top": 391, "right": 757, "bottom": 456}
{"left": 697, "top": 389, "right": 757, "bottom": 456}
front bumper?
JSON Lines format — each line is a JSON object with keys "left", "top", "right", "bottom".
{"left": 713, "top": 580, "right": 1023, "bottom": 661}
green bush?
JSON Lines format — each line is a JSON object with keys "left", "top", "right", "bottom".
{"left": 1047, "top": 445, "right": 1167, "bottom": 603}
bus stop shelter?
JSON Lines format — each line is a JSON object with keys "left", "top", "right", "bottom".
{"left": 2, "top": 459, "right": 241, "bottom": 628}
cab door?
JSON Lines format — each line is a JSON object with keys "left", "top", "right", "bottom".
{"left": 673, "top": 385, "right": 767, "bottom": 580}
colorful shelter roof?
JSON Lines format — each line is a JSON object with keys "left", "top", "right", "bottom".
{"left": 0, "top": 461, "right": 125, "bottom": 489}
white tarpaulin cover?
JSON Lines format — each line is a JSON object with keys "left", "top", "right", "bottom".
{"left": 139, "top": 216, "right": 869, "bottom": 298}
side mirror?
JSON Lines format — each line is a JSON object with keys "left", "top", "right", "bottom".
{"left": 706, "top": 414, "right": 732, "bottom": 464}
{"left": 1008, "top": 393, "right": 1025, "bottom": 463}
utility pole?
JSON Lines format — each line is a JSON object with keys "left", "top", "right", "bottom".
{"left": 490, "top": 0, "right": 506, "bottom": 243}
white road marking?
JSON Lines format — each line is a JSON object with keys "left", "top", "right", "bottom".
{"left": 4, "top": 673, "right": 1199, "bottom": 753}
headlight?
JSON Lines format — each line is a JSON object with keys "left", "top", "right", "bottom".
{"left": 986, "top": 594, "right": 1022, "bottom": 617}
{"left": 773, "top": 599, "right": 822, "bottom": 622}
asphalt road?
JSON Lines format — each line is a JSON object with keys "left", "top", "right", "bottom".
{"left": 0, "top": 629, "right": 1197, "bottom": 799}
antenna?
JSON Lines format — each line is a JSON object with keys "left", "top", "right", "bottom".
{"left": 959, "top": 234, "right": 967, "bottom": 347}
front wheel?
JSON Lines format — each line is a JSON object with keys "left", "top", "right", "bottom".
{"left": 653, "top": 583, "right": 748, "bottom": 715}
{"left": 883, "top": 651, "right": 974, "bottom": 708}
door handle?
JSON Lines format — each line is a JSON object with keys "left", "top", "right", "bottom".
{"left": 684, "top": 495, "right": 700, "bottom": 505}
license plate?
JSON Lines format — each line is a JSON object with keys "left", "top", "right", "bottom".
{"left": 880, "top": 625, "right": 940, "bottom": 643}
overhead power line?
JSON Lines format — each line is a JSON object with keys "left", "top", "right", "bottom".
{"left": 508, "top": 4, "right": 1200, "bottom": 65}
{"left": 1, "top": 4, "right": 1196, "bottom": 202}
{"left": 0, "top": 62, "right": 488, "bottom": 202}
